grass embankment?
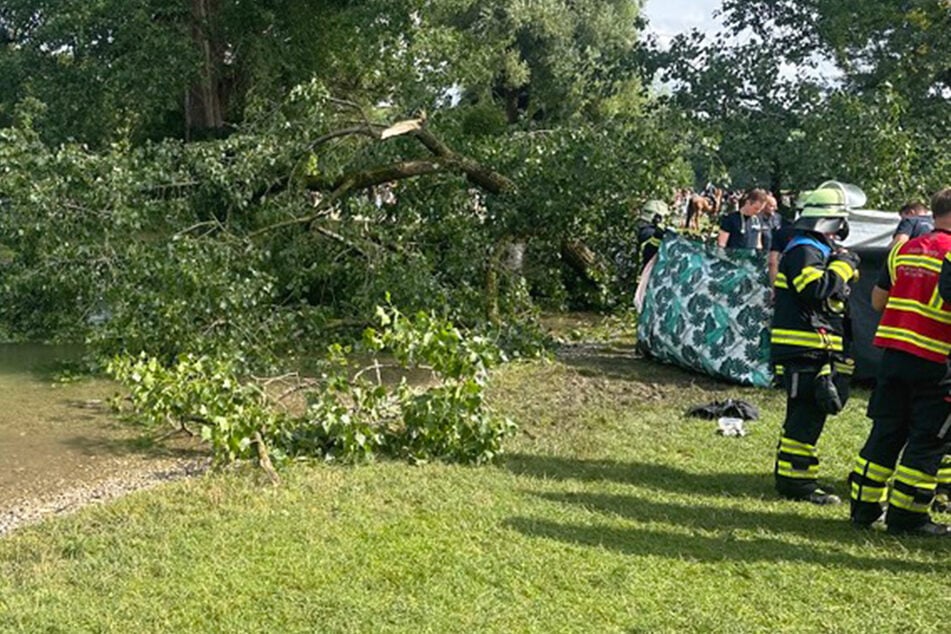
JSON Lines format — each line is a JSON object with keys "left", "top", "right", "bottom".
{"left": 2, "top": 324, "right": 950, "bottom": 632}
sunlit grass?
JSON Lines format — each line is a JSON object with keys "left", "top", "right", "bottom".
{"left": 1, "top": 333, "right": 949, "bottom": 633}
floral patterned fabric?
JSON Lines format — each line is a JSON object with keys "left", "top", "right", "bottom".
{"left": 637, "top": 233, "right": 773, "bottom": 387}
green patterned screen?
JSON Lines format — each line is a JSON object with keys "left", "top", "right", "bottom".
{"left": 637, "top": 234, "right": 773, "bottom": 387}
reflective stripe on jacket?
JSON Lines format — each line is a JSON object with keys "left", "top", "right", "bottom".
{"left": 873, "top": 230, "right": 951, "bottom": 363}
{"left": 770, "top": 230, "right": 856, "bottom": 362}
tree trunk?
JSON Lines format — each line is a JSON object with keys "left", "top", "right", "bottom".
{"left": 770, "top": 159, "right": 783, "bottom": 207}
{"left": 485, "top": 237, "right": 511, "bottom": 324}
{"left": 186, "top": 0, "right": 225, "bottom": 138}
{"left": 485, "top": 237, "right": 530, "bottom": 324}
{"left": 504, "top": 88, "right": 520, "bottom": 125}
{"left": 561, "top": 239, "right": 601, "bottom": 282}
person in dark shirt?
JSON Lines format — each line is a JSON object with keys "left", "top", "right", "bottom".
{"left": 768, "top": 220, "right": 795, "bottom": 286}
{"left": 717, "top": 188, "right": 768, "bottom": 250}
{"left": 768, "top": 192, "right": 807, "bottom": 286}
{"left": 759, "top": 194, "right": 782, "bottom": 252}
{"left": 888, "top": 201, "right": 933, "bottom": 249}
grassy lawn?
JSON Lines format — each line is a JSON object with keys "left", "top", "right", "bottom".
{"left": 2, "top": 329, "right": 950, "bottom": 632}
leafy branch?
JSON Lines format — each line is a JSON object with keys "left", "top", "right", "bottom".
{"left": 108, "top": 305, "right": 516, "bottom": 472}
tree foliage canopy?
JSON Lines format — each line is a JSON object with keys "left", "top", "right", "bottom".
{"left": 648, "top": 0, "right": 949, "bottom": 206}
{"left": 0, "top": 1, "right": 683, "bottom": 354}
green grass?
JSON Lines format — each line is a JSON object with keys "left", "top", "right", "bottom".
{"left": 2, "top": 338, "right": 950, "bottom": 633}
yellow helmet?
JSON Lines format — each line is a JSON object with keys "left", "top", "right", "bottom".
{"left": 795, "top": 188, "right": 850, "bottom": 238}
{"left": 798, "top": 188, "right": 849, "bottom": 218}
{"left": 793, "top": 189, "right": 813, "bottom": 211}
{"left": 637, "top": 199, "right": 670, "bottom": 223}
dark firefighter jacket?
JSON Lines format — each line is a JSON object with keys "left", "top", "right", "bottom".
{"left": 636, "top": 223, "right": 664, "bottom": 272}
{"left": 770, "top": 231, "right": 859, "bottom": 365}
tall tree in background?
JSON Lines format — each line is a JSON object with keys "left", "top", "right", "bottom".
{"left": 650, "top": 0, "right": 949, "bottom": 207}
{"left": 438, "top": 0, "right": 645, "bottom": 124}
{"left": 648, "top": 25, "right": 823, "bottom": 195}
{"left": 187, "top": 0, "right": 225, "bottom": 135}
{"left": 0, "top": 0, "right": 196, "bottom": 142}
{"left": 0, "top": 1, "right": 651, "bottom": 142}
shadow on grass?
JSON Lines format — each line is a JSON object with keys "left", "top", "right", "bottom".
{"left": 557, "top": 343, "right": 729, "bottom": 388}
{"left": 503, "top": 453, "right": 773, "bottom": 500}
{"left": 531, "top": 491, "right": 856, "bottom": 544}
{"left": 504, "top": 459, "right": 951, "bottom": 570}
{"left": 503, "top": 516, "right": 947, "bottom": 572}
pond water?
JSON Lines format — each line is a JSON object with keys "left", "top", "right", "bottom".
{"left": 0, "top": 344, "right": 204, "bottom": 534}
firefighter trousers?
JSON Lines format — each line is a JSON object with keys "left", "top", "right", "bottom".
{"left": 774, "top": 360, "right": 852, "bottom": 498}
{"left": 850, "top": 349, "right": 951, "bottom": 529}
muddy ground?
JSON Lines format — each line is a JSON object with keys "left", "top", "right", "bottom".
{"left": 0, "top": 347, "right": 208, "bottom": 536}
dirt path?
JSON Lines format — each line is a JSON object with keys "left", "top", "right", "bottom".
{"left": 0, "top": 347, "right": 208, "bottom": 536}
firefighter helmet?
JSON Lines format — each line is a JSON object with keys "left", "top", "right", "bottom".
{"left": 794, "top": 188, "right": 850, "bottom": 239}
{"left": 793, "top": 190, "right": 813, "bottom": 212}
{"left": 638, "top": 199, "right": 670, "bottom": 223}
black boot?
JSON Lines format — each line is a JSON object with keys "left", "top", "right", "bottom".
{"left": 779, "top": 485, "right": 841, "bottom": 505}
{"left": 850, "top": 500, "right": 885, "bottom": 528}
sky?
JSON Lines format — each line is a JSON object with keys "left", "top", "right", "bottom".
{"left": 642, "top": 0, "right": 723, "bottom": 48}
{"left": 641, "top": 0, "right": 840, "bottom": 84}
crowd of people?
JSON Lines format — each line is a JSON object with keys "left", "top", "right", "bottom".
{"left": 633, "top": 184, "right": 951, "bottom": 537}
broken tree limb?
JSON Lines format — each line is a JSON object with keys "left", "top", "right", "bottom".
{"left": 561, "top": 238, "right": 607, "bottom": 285}
{"left": 324, "top": 159, "right": 445, "bottom": 191}
{"left": 306, "top": 125, "right": 381, "bottom": 150}
{"left": 411, "top": 128, "right": 515, "bottom": 194}
{"left": 379, "top": 117, "right": 425, "bottom": 140}
{"left": 248, "top": 119, "right": 514, "bottom": 241}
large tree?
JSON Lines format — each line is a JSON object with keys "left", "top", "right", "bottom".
{"left": 0, "top": 1, "right": 689, "bottom": 351}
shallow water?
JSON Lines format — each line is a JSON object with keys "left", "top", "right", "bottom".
{"left": 0, "top": 344, "right": 202, "bottom": 530}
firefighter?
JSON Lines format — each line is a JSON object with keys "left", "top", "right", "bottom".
{"left": 849, "top": 187, "right": 951, "bottom": 536}
{"left": 771, "top": 188, "right": 860, "bottom": 505}
{"left": 634, "top": 199, "right": 669, "bottom": 279}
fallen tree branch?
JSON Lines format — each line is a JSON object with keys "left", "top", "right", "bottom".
{"left": 306, "top": 125, "right": 380, "bottom": 151}
{"left": 248, "top": 119, "right": 514, "bottom": 239}
{"left": 246, "top": 179, "right": 352, "bottom": 238}
{"left": 352, "top": 361, "right": 436, "bottom": 384}
{"left": 313, "top": 225, "right": 372, "bottom": 257}
{"left": 411, "top": 128, "right": 515, "bottom": 194}
{"left": 323, "top": 159, "right": 444, "bottom": 191}
{"left": 249, "top": 160, "right": 441, "bottom": 238}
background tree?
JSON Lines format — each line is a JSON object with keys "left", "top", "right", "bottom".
{"left": 649, "top": 0, "right": 949, "bottom": 208}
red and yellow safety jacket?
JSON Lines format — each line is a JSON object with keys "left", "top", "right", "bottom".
{"left": 873, "top": 230, "right": 951, "bottom": 363}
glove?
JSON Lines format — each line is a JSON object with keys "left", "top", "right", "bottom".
{"left": 832, "top": 249, "right": 860, "bottom": 269}
{"left": 829, "top": 250, "right": 860, "bottom": 282}
{"left": 815, "top": 371, "right": 844, "bottom": 415}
